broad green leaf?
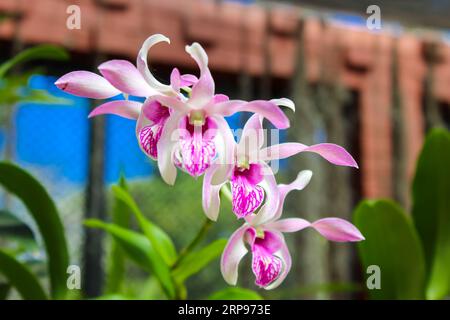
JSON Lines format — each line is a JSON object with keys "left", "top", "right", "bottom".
{"left": 208, "top": 287, "right": 262, "bottom": 300}
{"left": 0, "top": 162, "right": 69, "bottom": 299}
{"left": 412, "top": 128, "right": 450, "bottom": 299}
{"left": 84, "top": 219, "right": 176, "bottom": 299}
{"left": 105, "top": 176, "right": 131, "bottom": 294}
{"left": 0, "top": 45, "right": 69, "bottom": 78}
{"left": 112, "top": 185, "right": 177, "bottom": 266}
{"left": 0, "top": 282, "right": 11, "bottom": 300}
{"left": 354, "top": 200, "right": 425, "bottom": 299}
{"left": 172, "top": 239, "right": 227, "bottom": 283}
{"left": 0, "top": 250, "right": 47, "bottom": 300}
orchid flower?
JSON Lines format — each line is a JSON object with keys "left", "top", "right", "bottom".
{"left": 202, "top": 114, "right": 358, "bottom": 221}
{"left": 55, "top": 34, "right": 292, "bottom": 186}
{"left": 220, "top": 170, "right": 365, "bottom": 289}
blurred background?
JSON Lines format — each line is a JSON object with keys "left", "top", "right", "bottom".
{"left": 0, "top": 0, "right": 449, "bottom": 300}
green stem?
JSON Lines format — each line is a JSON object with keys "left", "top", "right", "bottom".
{"left": 172, "top": 218, "right": 213, "bottom": 270}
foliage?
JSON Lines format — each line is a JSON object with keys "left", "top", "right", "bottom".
{"left": 354, "top": 128, "right": 450, "bottom": 299}
{"left": 0, "top": 162, "right": 69, "bottom": 299}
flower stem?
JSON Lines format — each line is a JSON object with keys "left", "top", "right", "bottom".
{"left": 172, "top": 218, "right": 213, "bottom": 270}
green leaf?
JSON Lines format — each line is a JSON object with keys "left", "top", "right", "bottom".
{"left": 172, "top": 239, "right": 227, "bottom": 283}
{"left": 0, "top": 45, "right": 69, "bottom": 78}
{"left": 111, "top": 185, "right": 177, "bottom": 266}
{"left": 208, "top": 287, "right": 263, "bottom": 300}
{"left": 0, "top": 162, "right": 69, "bottom": 299}
{"left": 412, "top": 128, "right": 450, "bottom": 299}
{"left": 0, "top": 282, "right": 11, "bottom": 300}
{"left": 354, "top": 200, "right": 425, "bottom": 299}
{"left": 0, "top": 250, "right": 48, "bottom": 300}
{"left": 105, "top": 176, "right": 131, "bottom": 294}
{"left": 84, "top": 219, "right": 176, "bottom": 299}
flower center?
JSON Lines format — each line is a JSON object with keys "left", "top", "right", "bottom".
{"left": 237, "top": 156, "right": 250, "bottom": 170}
{"left": 189, "top": 110, "right": 205, "bottom": 126}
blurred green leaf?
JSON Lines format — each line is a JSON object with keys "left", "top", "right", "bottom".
{"left": 0, "top": 162, "right": 69, "bottom": 299}
{"left": 84, "top": 219, "right": 176, "bottom": 299}
{"left": 0, "top": 250, "right": 47, "bottom": 300}
{"left": 354, "top": 200, "right": 425, "bottom": 299}
{"left": 0, "top": 282, "right": 11, "bottom": 300}
{"left": 412, "top": 128, "right": 450, "bottom": 299}
{"left": 112, "top": 185, "right": 177, "bottom": 266}
{"left": 172, "top": 239, "right": 227, "bottom": 283}
{"left": 105, "top": 176, "right": 131, "bottom": 294}
{"left": 0, "top": 45, "right": 69, "bottom": 78}
{"left": 208, "top": 287, "right": 262, "bottom": 300}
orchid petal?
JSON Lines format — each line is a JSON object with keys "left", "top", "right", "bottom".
{"left": 137, "top": 34, "right": 174, "bottom": 94}
{"left": 157, "top": 112, "right": 183, "bottom": 185}
{"left": 210, "top": 116, "right": 236, "bottom": 185}
{"left": 264, "top": 232, "right": 292, "bottom": 290}
{"left": 55, "top": 71, "right": 120, "bottom": 99}
{"left": 247, "top": 162, "right": 280, "bottom": 226}
{"left": 311, "top": 218, "right": 365, "bottom": 242}
{"left": 98, "top": 60, "right": 158, "bottom": 97}
{"left": 152, "top": 94, "right": 189, "bottom": 113}
{"left": 202, "top": 166, "right": 225, "bottom": 221}
{"left": 88, "top": 100, "right": 142, "bottom": 119}
{"left": 266, "top": 218, "right": 311, "bottom": 233}
{"left": 213, "top": 94, "right": 229, "bottom": 103}
{"left": 237, "top": 114, "right": 264, "bottom": 160}
{"left": 270, "top": 98, "right": 295, "bottom": 112}
{"left": 180, "top": 74, "right": 198, "bottom": 87}
{"left": 221, "top": 225, "right": 250, "bottom": 286}
{"left": 213, "top": 100, "right": 290, "bottom": 129}
{"left": 170, "top": 68, "right": 181, "bottom": 93}
{"left": 260, "top": 143, "right": 358, "bottom": 168}
{"left": 186, "top": 42, "right": 215, "bottom": 108}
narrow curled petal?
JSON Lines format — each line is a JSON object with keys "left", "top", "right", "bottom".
{"left": 88, "top": 100, "right": 142, "bottom": 119}
{"left": 55, "top": 71, "right": 120, "bottom": 99}
{"left": 213, "top": 100, "right": 290, "bottom": 129}
{"left": 202, "top": 166, "right": 225, "bottom": 221}
{"left": 180, "top": 74, "right": 198, "bottom": 87}
{"left": 311, "top": 218, "right": 365, "bottom": 242}
{"left": 157, "top": 112, "right": 184, "bottom": 185}
{"left": 270, "top": 98, "right": 295, "bottom": 112}
{"left": 186, "top": 42, "right": 215, "bottom": 108}
{"left": 260, "top": 143, "right": 358, "bottom": 168}
{"left": 266, "top": 218, "right": 311, "bottom": 233}
{"left": 137, "top": 34, "right": 174, "bottom": 94}
{"left": 99, "top": 60, "right": 158, "bottom": 97}
{"left": 221, "top": 225, "right": 250, "bottom": 286}
{"left": 271, "top": 170, "right": 313, "bottom": 221}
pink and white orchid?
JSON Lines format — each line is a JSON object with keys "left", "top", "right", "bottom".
{"left": 202, "top": 114, "right": 358, "bottom": 221}
{"left": 220, "top": 170, "right": 364, "bottom": 289}
{"left": 55, "top": 34, "right": 292, "bottom": 186}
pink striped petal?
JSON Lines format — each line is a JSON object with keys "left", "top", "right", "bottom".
{"left": 246, "top": 163, "right": 280, "bottom": 226}
{"left": 221, "top": 225, "right": 250, "bottom": 286}
{"left": 186, "top": 43, "right": 215, "bottom": 108}
{"left": 231, "top": 164, "right": 265, "bottom": 218}
{"left": 260, "top": 143, "right": 358, "bottom": 168}
{"left": 311, "top": 218, "right": 365, "bottom": 242}
{"left": 55, "top": 71, "right": 120, "bottom": 99}
{"left": 98, "top": 60, "right": 158, "bottom": 97}
{"left": 88, "top": 100, "right": 142, "bottom": 120}
{"left": 213, "top": 100, "right": 290, "bottom": 129}
{"left": 264, "top": 232, "right": 292, "bottom": 290}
